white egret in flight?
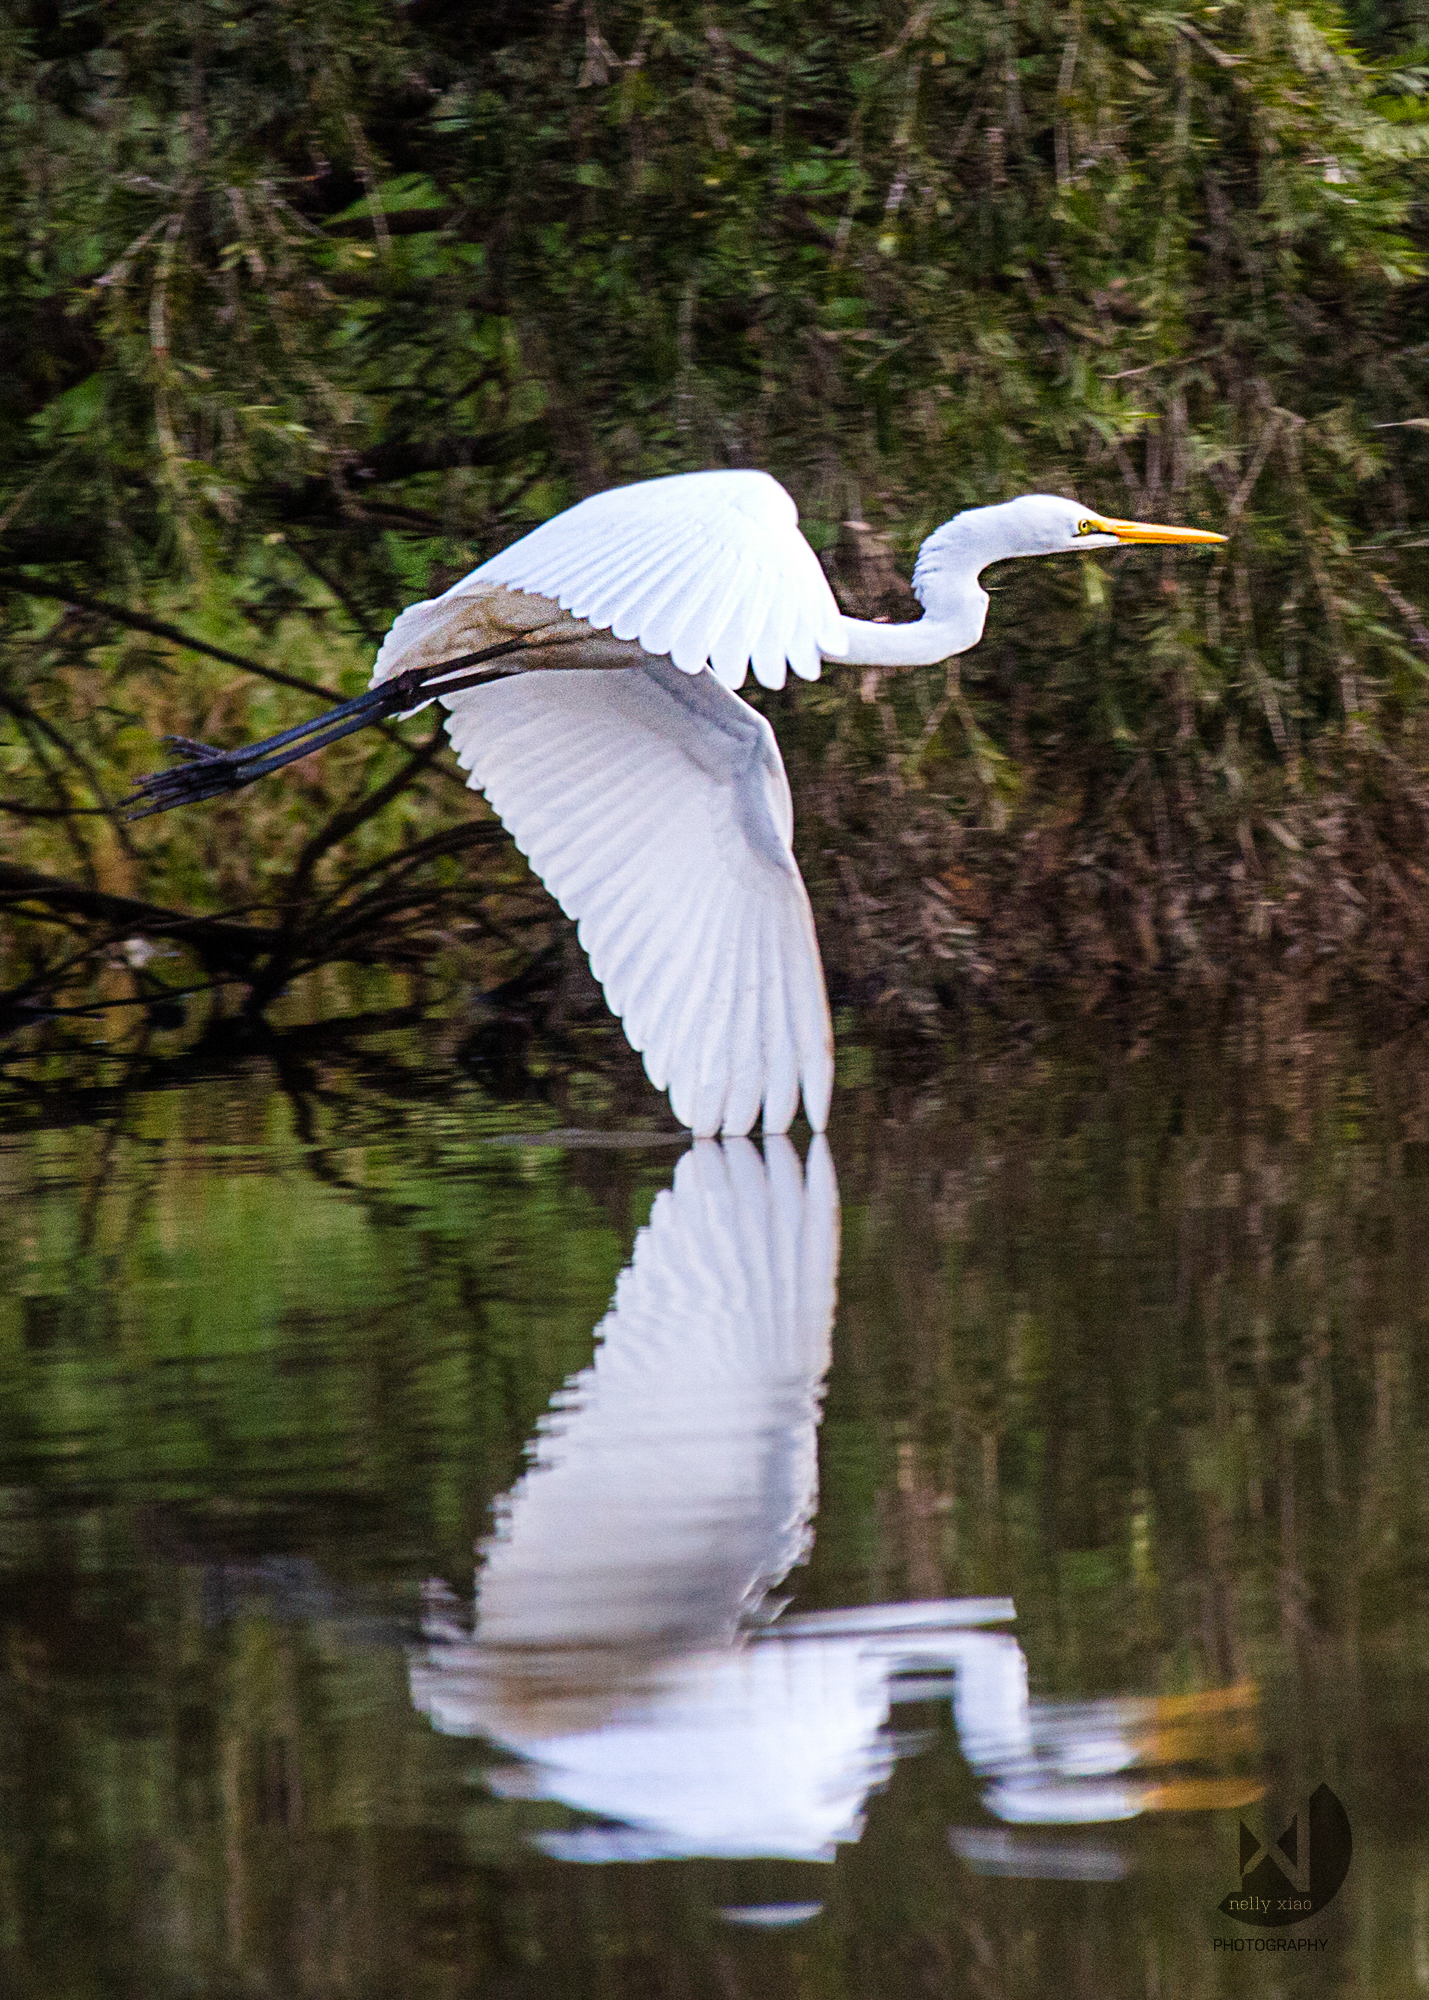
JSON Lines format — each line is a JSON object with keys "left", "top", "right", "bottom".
{"left": 130, "top": 473, "right": 1226, "bottom": 1136}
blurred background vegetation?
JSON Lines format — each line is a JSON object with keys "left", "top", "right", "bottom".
{"left": 9, "top": 0, "right": 1429, "bottom": 1041}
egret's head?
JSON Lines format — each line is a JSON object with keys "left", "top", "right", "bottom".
{"left": 913, "top": 494, "right": 1226, "bottom": 612}
{"left": 1018, "top": 494, "right": 1229, "bottom": 557}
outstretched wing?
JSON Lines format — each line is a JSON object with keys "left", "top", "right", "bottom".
{"left": 465, "top": 470, "right": 849, "bottom": 690}
{"left": 440, "top": 652, "right": 834, "bottom": 1136}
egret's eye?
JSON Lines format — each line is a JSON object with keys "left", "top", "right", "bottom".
{"left": 1077, "top": 517, "right": 1099, "bottom": 536}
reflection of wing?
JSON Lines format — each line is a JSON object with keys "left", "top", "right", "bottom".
{"left": 479, "top": 1134, "right": 838, "bottom": 1649}
{"left": 373, "top": 586, "right": 834, "bottom": 1137}
{"left": 411, "top": 1135, "right": 840, "bottom": 1750}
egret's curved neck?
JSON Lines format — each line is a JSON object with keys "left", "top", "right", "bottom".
{"left": 827, "top": 501, "right": 1052, "bottom": 668}
{"left": 835, "top": 601, "right": 985, "bottom": 667}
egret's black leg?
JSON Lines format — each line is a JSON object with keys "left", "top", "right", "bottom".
{"left": 122, "top": 636, "right": 549, "bottom": 819}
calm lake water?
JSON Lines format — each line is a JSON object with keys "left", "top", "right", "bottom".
{"left": 2, "top": 1002, "right": 1426, "bottom": 1997}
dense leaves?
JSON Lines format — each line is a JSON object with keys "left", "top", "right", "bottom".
{"left": 6, "top": 0, "right": 1429, "bottom": 1035}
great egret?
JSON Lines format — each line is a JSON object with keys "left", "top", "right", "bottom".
{"left": 129, "top": 472, "right": 1226, "bottom": 1135}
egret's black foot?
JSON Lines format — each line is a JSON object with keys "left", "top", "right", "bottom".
{"left": 163, "top": 736, "right": 236, "bottom": 764}
{"left": 125, "top": 746, "right": 266, "bottom": 816}
{"left": 121, "top": 634, "right": 542, "bottom": 820}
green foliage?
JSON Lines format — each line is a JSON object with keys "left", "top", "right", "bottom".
{"left": 0, "top": 1069, "right": 648, "bottom": 1561}
{"left": 6, "top": 0, "right": 1429, "bottom": 1019}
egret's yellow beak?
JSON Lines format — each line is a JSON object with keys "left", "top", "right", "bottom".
{"left": 1087, "top": 515, "right": 1228, "bottom": 546}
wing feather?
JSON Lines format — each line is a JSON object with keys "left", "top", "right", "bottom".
{"left": 708, "top": 921, "right": 759, "bottom": 1138}
{"left": 680, "top": 554, "right": 764, "bottom": 673}
{"left": 749, "top": 589, "right": 794, "bottom": 691}
{"left": 619, "top": 869, "right": 726, "bottom": 1055}
{"left": 665, "top": 566, "right": 742, "bottom": 676}
{"left": 508, "top": 744, "right": 612, "bottom": 807}
{"left": 687, "top": 895, "right": 749, "bottom": 1137}
{"left": 642, "top": 890, "right": 736, "bottom": 1096}
{"left": 537, "top": 520, "right": 633, "bottom": 600}
{"left": 719, "top": 912, "right": 773, "bottom": 1139}
{"left": 758, "top": 908, "right": 801, "bottom": 1133}
{"left": 787, "top": 923, "right": 835, "bottom": 1134}
{"left": 472, "top": 470, "right": 848, "bottom": 690}
{"left": 540, "top": 518, "right": 691, "bottom": 610}
{"left": 760, "top": 986, "right": 802, "bottom": 1138}
{"left": 592, "top": 851, "right": 714, "bottom": 1021}
{"left": 788, "top": 626, "right": 823, "bottom": 684}
{"left": 603, "top": 533, "right": 710, "bottom": 644}
{"left": 640, "top": 568, "right": 714, "bottom": 662}
{"left": 440, "top": 657, "right": 833, "bottom": 1135}
{"left": 711, "top": 560, "right": 776, "bottom": 690}
{"left": 573, "top": 862, "right": 676, "bottom": 984}
{"left": 546, "top": 788, "right": 680, "bottom": 904}
{"left": 630, "top": 931, "right": 718, "bottom": 1084}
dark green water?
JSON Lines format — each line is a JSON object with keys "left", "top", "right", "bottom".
{"left": 1, "top": 1007, "right": 1426, "bottom": 1997}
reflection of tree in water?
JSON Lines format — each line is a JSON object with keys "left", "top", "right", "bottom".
{"left": 0, "top": 1025, "right": 1425, "bottom": 1993}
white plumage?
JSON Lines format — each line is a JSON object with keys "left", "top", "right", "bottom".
{"left": 441, "top": 659, "right": 832, "bottom": 1136}
{"left": 371, "top": 473, "right": 845, "bottom": 1135}
{"left": 468, "top": 469, "right": 848, "bottom": 690}
{"left": 367, "top": 473, "right": 1224, "bottom": 1134}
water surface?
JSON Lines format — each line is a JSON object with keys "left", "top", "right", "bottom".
{"left": 1, "top": 1010, "right": 1425, "bottom": 1995}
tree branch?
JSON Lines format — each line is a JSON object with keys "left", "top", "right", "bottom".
{"left": 0, "top": 862, "right": 277, "bottom": 972}
{"left": 0, "top": 575, "right": 344, "bottom": 700}
{"left": 271, "top": 420, "right": 550, "bottom": 523}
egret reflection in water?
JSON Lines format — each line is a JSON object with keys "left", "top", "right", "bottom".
{"left": 410, "top": 1136, "right": 1260, "bottom": 1867}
